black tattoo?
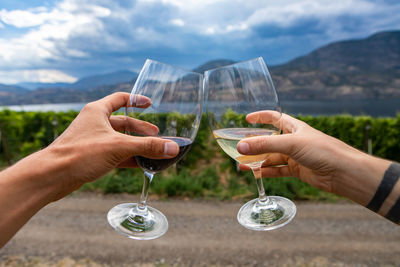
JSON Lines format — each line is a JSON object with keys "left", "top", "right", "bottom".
{"left": 366, "top": 162, "right": 400, "bottom": 214}
{"left": 385, "top": 196, "right": 400, "bottom": 224}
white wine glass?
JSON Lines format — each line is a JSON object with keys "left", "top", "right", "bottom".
{"left": 107, "top": 59, "right": 203, "bottom": 240}
{"left": 204, "top": 57, "right": 296, "bottom": 231}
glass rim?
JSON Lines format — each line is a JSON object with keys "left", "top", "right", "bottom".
{"left": 204, "top": 56, "right": 265, "bottom": 74}
{"left": 144, "top": 58, "right": 204, "bottom": 78}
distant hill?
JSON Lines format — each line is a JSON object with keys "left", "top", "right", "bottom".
{"left": 0, "top": 30, "right": 399, "bottom": 105}
{"left": 0, "top": 70, "right": 137, "bottom": 105}
{"left": 16, "top": 82, "right": 72, "bottom": 90}
{"left": 277, "top": 31, "right": 400, "bottom": 73}
{"left": 69, "top": 70, "right": 137, "bottom": 90}
{"left": 0, "top": 84, "right": 28, "bottom": 105}
{"left": 270, "top": 30, "right": 400, "bottom": 99}
{"left": 0, "top": 84, "right": 28, "bottom": 93}
{"left": 14, "top": 70, "right": 137, "bottom": 91}
{"left": 193, "top": 59, "right": 236, "bottom": 74}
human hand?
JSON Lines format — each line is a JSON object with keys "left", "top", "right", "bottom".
{"left": 44, "top": 92, "right": 179, "bottom": 199}
{"left": 236, "top": 111, "right": 390, "bottom": 199}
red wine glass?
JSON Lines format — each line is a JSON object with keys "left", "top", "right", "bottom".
{"left": 107, "top": 59, "right": 203, "bottom": 240}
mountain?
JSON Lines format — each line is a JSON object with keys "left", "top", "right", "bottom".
{"left": 69, "top": 70, "right": 137, "bottom": 90}
{"left": 193, "top": 59, "right": 236, "bottom": 73}
{"left": 270, "top": 30, "right": 400, "bottom": 99}
{"left": 0, "top": 84, "right": 29, "bottom": 106}
{"left": 16, "top": 82, "right": 72, "bottom": 90}
{"left": 0, "top": 30, "right": 399, "bottom": 105}
{"left": 0, "top": 70, "right": 137, "bottom": 105}
{"left": 14, "top": 70, "right": 137, "bottom": 91}
{"left": 12, "top": 82, "right": 133, "bottom": 104}
{"left": 277, "top": 31, "right": 400, "bottom": 73}
{"left": 0, "top": 84, "right": 28, "bottom": 93}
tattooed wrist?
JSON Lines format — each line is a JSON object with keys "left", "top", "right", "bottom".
{"left": 385, "top": 195, "right": 400, "bottom": 224}
{"left": 366, "top": 162, "right": 400, "bottom": 224}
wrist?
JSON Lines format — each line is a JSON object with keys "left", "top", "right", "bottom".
{"left": 0, "top": 147, "right": 81, "bottom": 247}
{"left": 6, "top": 145, "right": 83, "bottom": 203}
{"left": 39, "top": 144, "right": 84, "bottom": 201}
{"left": 334, "top": 148, "right": 391, "bottom": 206}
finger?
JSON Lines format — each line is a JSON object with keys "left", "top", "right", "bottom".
{"left": 119, "top": 134, "right": 179, "bottom": 159}
{"left": 238, "top": 153, "right": 287, "bottom": 171}
{"left": 258, "top": 166, "right": 293, "bottom": 178}
{"left": 246, "top": 110, "right": 281, "bottom": 125}
{"left": 110, "top": 115, "right": 159, "bottom": 135}
{"left": 237, "top": 134, "right": 301, "bottom": 156}
{"left": 130, "top": 94, "right": 152, "bottom": 108}
{"left": 239, "top": 164, "right": 251, "bottom": 171}
{"left": 117, "top": 157, "right": 139, "bottom": 168}
{"left": 239, "top": 165, "right": 291, "bottom": 177}
{"left": 96, "top": 92, "right": 151, "bottom": 115}
{"left": 262, "top": 153, "right": 288, "bottom": 166}
{"left": 246, "top": 112, "right": 303, "bottom": 134}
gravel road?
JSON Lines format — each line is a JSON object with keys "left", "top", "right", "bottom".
{"left": 1, "top": 192, "right": 400, "bottom": 266}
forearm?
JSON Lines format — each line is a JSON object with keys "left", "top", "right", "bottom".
{"left": 335, "top": 149, "right": 400, "bottom": 223}
{"left": 0, "top": 148, "right": 78, "bottom": 247}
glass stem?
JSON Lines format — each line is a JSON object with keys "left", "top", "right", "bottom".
{"left": 251, "top": 164, "right": 272, "bottom": 206}
{"left": 138, "top": 171, "right": 154, "bottom": 212}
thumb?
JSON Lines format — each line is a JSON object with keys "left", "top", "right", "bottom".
{"left": 237, "top": 134, "right": 300, "bottom": 156}
{"left": 118, "top": 134, "right": 179, "bottom": 159}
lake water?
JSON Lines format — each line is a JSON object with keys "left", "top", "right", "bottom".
{"left": 1, "top": 103, "right": 87, "bottom": 112}
{"left": 1, "top": 99, "right": 399, "bottom": 117}
{"left": 280, "top": 99, "right": 399, "bottom": 117}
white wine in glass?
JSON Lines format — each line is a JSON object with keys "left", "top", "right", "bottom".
{"left": 204, "top": 57, "right": 296, "bottom": 231}
{"left": 214, "top": 128, "right": 278, "bottom": 165}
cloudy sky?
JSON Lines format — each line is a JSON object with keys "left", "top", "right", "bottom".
{"left": 0, "top": 0, "right": 399, "bottom": 84}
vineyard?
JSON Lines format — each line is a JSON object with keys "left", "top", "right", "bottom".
{"left": 0, "top": 110, "right": 399, "bottom": 201}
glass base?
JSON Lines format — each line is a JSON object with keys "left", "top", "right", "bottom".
{"left": 237, "top": 196, "right": 296, "bottom": 231}
{"left": 107, "top": 203, "right": 168, "bottom": 240}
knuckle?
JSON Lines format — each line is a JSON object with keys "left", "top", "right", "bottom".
{"left": 114, "top": 134, "right": 127, "bottom": 146}
{"left": 256, "top": 137, "right": 268, "bottom": 153}
{"left": 145, "top": 137, "right": 163, "bottom": 154}
{"left": 82, "top": 102, "right": 97, "bottom": 112}
{"left": 111, "top": 92, "right": 123, "bottom": 99}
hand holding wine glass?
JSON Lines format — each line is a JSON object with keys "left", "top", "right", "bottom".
{"left": 204, "top": 57, "right": 296, "bottom": 231}
{"left": 236, "top": 111, "right": 369, "bottom": 195}
{"left": 107, "top": 59, "right": 203, "bottom": 240}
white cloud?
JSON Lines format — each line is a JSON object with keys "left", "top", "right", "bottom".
{"left": 170, "top": 18, "right": 185, "bottom": 27}
{"left": 0, "top": 69, "right": 77, "bottom": 84}
{"left": 0, "top": 8, "right": 48, "bottom": 28}
{"left": 0, "top": 4, "right": 110, "bottom": 28}
{"left": 161, "top": 0, "right": 224, "bottom": 10}
{"left": 205, "top": 27, "right": 216, "bottom": 35}
{"left": 0, "top": 0, "right": 110, "bottom": 71}
{"left": 148, "top": 0, "right": 397, "bottom": 37}
{"left": 0, "top": 0, "right": 399, "bottom": 83}
{"left": 244, "top": 0, "right": 377, "bottom": 27}
{"left": 165, "top": 0, "right": 384, "bottom": 35}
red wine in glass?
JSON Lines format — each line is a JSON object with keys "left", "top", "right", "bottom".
{"left": 135, "top": 137, "right": 192, "bottom": 172}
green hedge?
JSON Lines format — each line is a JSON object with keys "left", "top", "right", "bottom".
{"left": 298, "top": 115, "right": 400, "bottom": 162}
{"left": 0, "top": 110, "right": 77, "bottom": 161}
{"left": 0, "top": 109, "right": 399, "bottom": 200}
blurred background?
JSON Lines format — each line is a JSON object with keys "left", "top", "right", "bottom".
{"left": 0, "top": 0, "right": 399, "bottom": 266}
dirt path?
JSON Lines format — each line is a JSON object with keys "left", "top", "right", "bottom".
{"left": 1, "top": 192, "right": 400, "bottom": 266}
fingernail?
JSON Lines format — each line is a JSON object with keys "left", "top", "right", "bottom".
{"left": 237, "top": 142, "right": 250, "bottom": 154}
{"left": 164, "top": 142, "right": 179, "bottom": 156}
{"left": 132, "top": 96, "right": 149, "bottom": 107}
